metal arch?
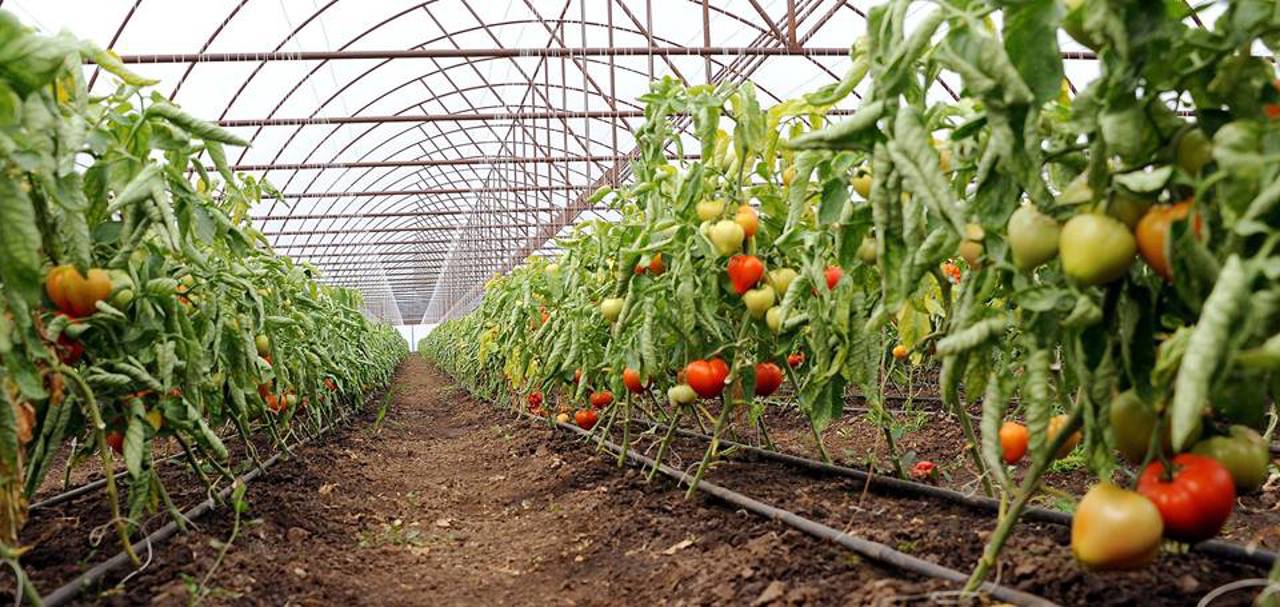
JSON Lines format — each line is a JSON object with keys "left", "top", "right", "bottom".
{"left": 259, "top": 112, "right": 635, "bottom": 270}
{"left": 429, "top": 0, "right": 832, "bottom": 321}
{"left": 166, "top": 0, "right": 252, "bottom": 101}
{"left": 84, "top": 0, "right": 881, "bottom": 320}
{"left": 86, "top": 0, "right": 145, "bottom": 90}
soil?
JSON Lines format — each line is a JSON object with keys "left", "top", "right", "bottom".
{"left": 10, "top": 358, "right": 963, "bottom": 606}
{"left": 0, "top": 358, "right": 1270, "bottom": 606}
{"left": 740, "top": 395, "right": 1280, "bottom": 549}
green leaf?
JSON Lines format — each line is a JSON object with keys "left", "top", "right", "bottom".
{"left": 0, "top": 177, "right": 43, "bottom": 303}
{"left": 1170, "top": 256, "right": 1251, "bottom": 450}
{"left": 1002, "top": 0, "right": 1065, "bottom": 105}
{"left": 817, "top": 179, "right": 849, "bottom": 225}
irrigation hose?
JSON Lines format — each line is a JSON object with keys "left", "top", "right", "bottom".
{"left": 522, "top": 411, "right": 1060, "bottom": 607}
{"left": 38, "top": 390, "right": 384, "bottom": 607}
{"left": 656, "top": 422, "right": 1279, "bottom": 570}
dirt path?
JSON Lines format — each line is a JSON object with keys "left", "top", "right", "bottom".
{"left": 90, "top": 357, "right": 946, "bottom": 606}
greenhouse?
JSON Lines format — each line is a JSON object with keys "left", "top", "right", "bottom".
{"left": 0, "top": 0, "right": 1277, "bottom": 605}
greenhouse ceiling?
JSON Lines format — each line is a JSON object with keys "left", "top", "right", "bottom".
{"left": 6, "top": 0, "right": 1115, "bottom": 325}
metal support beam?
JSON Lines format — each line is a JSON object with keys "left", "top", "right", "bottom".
{"left": 107, "top": 46, "right": 853, "bottom": 65}
{"left": 276, "top": 185, "right": 583, "bottom": 198}
{"left": 226, "top": 153, "right": 697, "bottom": 172}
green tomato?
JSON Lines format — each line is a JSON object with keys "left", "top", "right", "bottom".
{"left": 1211, "top": 370, "right": 1271, "bottom": 431}
{"left": 1059, "top": 214, "right": 1137, "bottom": 286}
{"left": 767, "top": 268, "right": 798, "bottom": 296}
{"left": 1176, "top": 128, "right": 1214, "bottom": 176}
{"left": 743, "top": 286, "right": 775, "bottom": 319}
{"left": 1107, "top": 193, "right": 1152, "bottom": 230}
{"left": 851, "top": 171, "right": 872, "bottom": 199}
{"left": 857, "top": 237, "right": 878, "bottom": 265}
{"left": 1007, "top": 205, "right": 1060, "bottom": 271}
{"left": 765, "top": 306, "right": 784, "bottom": 333}
{"left": 600, "top": 297, "right": 624, "bottom": 323}
{"left": 1192, "top": 426, "right": 1270, "bottom": 492}
{"left": 109, "top": 288, "right": 135, "bottom": 309}
{"left": 696, "top": 199, "right": 726, "bottom": 222}
{"left": 709, "top": 220, "right": 745, "bottom": 256}
{"left": 1110, "top": 390, "right": 1199, "bottom": 464}
{"left": 256, "top": 334, "right": 271, "bottom": 357}
{"left": 667, "top": 384, "right": 697, "bottom": 406}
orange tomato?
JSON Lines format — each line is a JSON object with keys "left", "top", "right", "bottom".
{"left": 45, "top": 265, "right": 113, "bottom": 317}
{"left": 1135, "top": 201, "right": 1201, "bottom": 281}
{"left": 735, "top": 205, "right": 759, "bottom": 238}
{"left": 892, "top": 345, "right": 908, "bottom": 361}
{"left": 999, "top": 421, "right": 1029, "bottom": 464}
{"left": 622, "top": 368, "right": 646, "bottom": 394}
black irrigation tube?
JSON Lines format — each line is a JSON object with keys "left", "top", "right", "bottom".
{"left": 523, "top": 411, "right": 1060, "bottom": 607}
{"left": 647, "top": 421, "right": 1279, "bottom": 569}
{"left": 30, "top": 452, "right": 185, "bottom": 511}
{"left": 38, "top": 390, "right": 385, "bottom": 607}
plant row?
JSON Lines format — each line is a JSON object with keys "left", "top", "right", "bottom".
{"left": 0, "top": 9, "right": 407, "bottom": 589}
{"left": 421, "top": 0, "right": 1280, "bottom": 591}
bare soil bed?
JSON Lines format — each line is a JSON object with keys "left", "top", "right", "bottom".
{"left": 6, "top": 358, "right": 973, "bottom": 606}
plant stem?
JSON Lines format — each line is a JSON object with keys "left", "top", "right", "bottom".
{"left": 647, "top": 408, "right": 683, "bottom": 482}
{"left": 686, "top": 400, "right": 733, "bottom": 498}
{"left": 955, "top": 396, "right": 993, "bottom": 498}
{"left": 964, "top": 402, "right": 1083, "bottom": 592}
{"left": 60, "top": 365, "right": 140, "bottom": 566}
{"left": 616, "top": 397, "right": 632, "bottom": 467}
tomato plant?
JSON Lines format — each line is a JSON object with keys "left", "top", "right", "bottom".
{"left": 0, "top": 13, "right": 408, "bottom": 562}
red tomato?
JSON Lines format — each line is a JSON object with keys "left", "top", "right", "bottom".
{"left": 55, "top": 333, "right": 85, "bottom": 365}
{"left": 708, "top": 358, "right": 730, "bottom": 384}
{"left": 105, "top": 431, "right": 124, "bottom": 455}
{"left": 527, "top": 391, "right": 544, "bottom": 409}
{"left": 622, "top": 368, "right": 645, "bottom": 394}
{"left": 590, "top": 390, "right": 614, "bottom": 409}
{"left": 999, "top": 421, "right": 1029, "bottom": 465}
{"left": 824, "top": 266, "right": 844, "bottom": 290}
{"left": 685, "top": 360, "right": 725, "bottom": 399}
{"left": 787, "top": 352, "right": 805, "bottom": 368}
{"left": 911, "top": 460, "right": 937, "bottom": 480}
{"left": 1137, "top": 454, "right": 1236, "bottom": 543}
{"left": 648, "top": 253, "right": 665, "bottom": 276}
{"left": 941, "top": 261, "right": 962, "bottom": 284}
{"left": 572, "top": 369, "right": 582, "bottom": 385}
{"left": 727, "top": 255, "right": 765, "bottom": 295}
{"left": 753, "top": 362, "right": 784, "bottom": 397}
{"left": 574, "top": 409, "right": 599, "bottom": 430}
{"left": 1135, "top": 201, "right": 1201, "bottom": 282}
